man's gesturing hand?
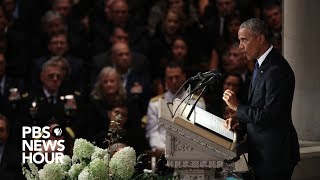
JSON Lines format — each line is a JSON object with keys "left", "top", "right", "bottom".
{"left": 222, "top": 89, "right": 239, "bottom": 111}
{"left": 224, "top": 118, "right": 239, "bottom": 131}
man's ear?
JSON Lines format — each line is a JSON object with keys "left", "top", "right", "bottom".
{"left": 259, "top": 34, "right": 266, "bottom": 44}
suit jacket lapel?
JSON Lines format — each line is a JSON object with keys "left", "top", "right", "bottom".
{"left": 248, "top": 49, "right": 275, "bottom": 102}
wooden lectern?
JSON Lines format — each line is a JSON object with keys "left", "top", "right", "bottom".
{"left": 158, "top": 98, "right": 237, "bottom": 179}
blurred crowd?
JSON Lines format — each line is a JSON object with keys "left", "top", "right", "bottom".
{"left": 0, "top": 0, "right": 283, "bottom": 178}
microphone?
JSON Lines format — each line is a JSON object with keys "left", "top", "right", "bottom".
{"left": 191, "top": 72, "right": 222, "bottom": 94}
{"left": 186, "top": 72, "right": 222, "bottom": 119}
{"left": 189, "top": 69, "right": 219, "bottom": 81}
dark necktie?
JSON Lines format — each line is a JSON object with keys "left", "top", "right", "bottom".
{"left": 48, "top": 95, "right": 55, "bottom": 104}
{"left": 251, "top": 62, "right": 259, "bottom": 85}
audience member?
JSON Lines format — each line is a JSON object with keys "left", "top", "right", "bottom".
{"left": 0, "top": 50, "right": 24, "bottom": 128}
{"left": 200, "top": 0, "right": 239, "bottom": 70}
{"left": 0, "top": 5, "right": 28, "bottom": 77}
{"left": 91, "top": 26, "right": 149, "bottom": 86}
{"left": 148, "top": 0, "right": 199, "bottom": 37}
{"left": 91, "top": 0, "right": 148, "bottom": 55}
{"left": 88, "top": 68, "right": 146, "bottom": 154}
{"left": 88, "top": 67, "right": 127, "bottom": 145}
{"left": 109, "top": 42, "right": 151, "bottom": 108}
{"left": 146, "top": 62, "right": 205, "bottom": 152}
{"left": 148, "top": 8, "right": 185, "bottom": 79}
{"left": 30, "top": 31, "right": 87, "bottom": 94}
{"left": 222, "top": 42, "right": 252, "bottom": 102}
{"left": 51, "top": 0, "right": 92, "bottom": 60}
{"left": 21, "top": 58, "right": 82, "bottom": 136}
{"left": 262, "top": 1, "right": 282, "bottom": 52}
{"left": 0, "top": 114, "right": 24, "bottom": 180}
{"left": 207, "top": 73, "right": 242, "bottom": 118}
{"left": 107, "top": 99, "right": 147, "bottom": 155}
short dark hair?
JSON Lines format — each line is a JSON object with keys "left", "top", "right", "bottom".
{"left": 262, "top": 0, "right": 281, "bottom": 11}
{"left": 240, "top": 18, "right": 270, "bottom": 43}
{"left": 109, "top": 98, "right": 128, "bottom": 111}
{"left": 166, "top": 61, "right": 185, "bottom": 72}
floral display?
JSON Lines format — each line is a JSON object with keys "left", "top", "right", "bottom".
{"left": 22, "top": 138, "right": 137, "bottom": 180}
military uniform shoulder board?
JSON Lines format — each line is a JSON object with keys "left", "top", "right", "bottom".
{"left": 21, "top": 92, "right": 29, "bottom": 98}
{"left": 192, "top": 94, "right": 205, "bottom": 102}
{"left": 74, "top": 91, "right": 81, "bottom": 96}
{"left": 150, "top": 94, "right": 164, "bottom": 103}
{"left": 92, "top": 95, "right": 101, "bottom": 100}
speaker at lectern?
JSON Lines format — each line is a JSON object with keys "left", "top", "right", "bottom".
{"left": 159, "top": 97, "right": 237, "bottom": 151}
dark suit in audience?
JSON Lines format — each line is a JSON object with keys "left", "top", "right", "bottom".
{"left": 0, "top": 115, "right": 24, "bottom": 180}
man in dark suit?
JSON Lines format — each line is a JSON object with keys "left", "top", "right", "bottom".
{"left": 0, "top": 50, "right": 25, "bottom": 129}
{"left": 92, "top": 42, "right": 151, "bottom": 113}
{"left": 223, "top": 18, "right": 300, "bottom": 180}
{"left": 91, "top": 26, "right": 149, "bottom": 86}
{"left": 0, "top": 114, "right": 24, "bottom": 180}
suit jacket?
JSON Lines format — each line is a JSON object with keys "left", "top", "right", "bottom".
{"left": 0, "top": 75, "right": 25, "bottom": 130}
{"left": 0, "top": 137, "right": 24, "bottom": 180}
{"left": 91, "top": 51, "right": 151, "bottom": 111}
{"left": 91, "top": 50, "right": 149, "bottom": 85}
{"left": 235, "top": 49, "right": 300, "bottom": 175}
{"left": 21, "top": 87, "right": 85, "bottom": 128}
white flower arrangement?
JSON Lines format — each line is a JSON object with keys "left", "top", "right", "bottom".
{"left": 22, "top": 138, "right": 137, "bottom": 180}
{"left": 109, "top": 147, "right": 136, "bottom": 179}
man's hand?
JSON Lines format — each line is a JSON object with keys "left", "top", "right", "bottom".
{"left": 224, "top": 118, "right": 239, "bottom": 131}
{"left": 222, "top": 89, "right": 239, "bottom": 111}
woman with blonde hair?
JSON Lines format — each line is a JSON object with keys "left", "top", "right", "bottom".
{"left": 87, "top": 67, "right": 127, "bottom": 147}
{"left": 91, "top": 67, "right": 126, "bottom": 103}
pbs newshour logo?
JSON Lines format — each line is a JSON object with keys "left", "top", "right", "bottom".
{"left": 22, "top": 126, "right": 66, "bottom": 164}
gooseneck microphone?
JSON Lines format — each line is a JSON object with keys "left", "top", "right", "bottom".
{"left": 191, "top": 72, "right": 222, "bottom": 94}
{"left": 189, "top": 69, "right": 220, "bottom": 81}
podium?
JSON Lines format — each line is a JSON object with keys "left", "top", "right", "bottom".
{"left": 159, "top": 98, "right": 237, "bottom": 179}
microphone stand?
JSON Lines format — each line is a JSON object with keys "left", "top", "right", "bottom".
{"left": 187, "top": 86, "right": 207, "bottom": 120}
{"left": 167, "top": 79, "right": 191, "bottom": 117}
{"left": 172, "top": 89, "right": 196, "bottom": 118}
{"left": 172, "top": 77, "right": 211, "bottom": 118}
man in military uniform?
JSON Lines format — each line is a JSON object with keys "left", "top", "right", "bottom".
{"left": 146, "top": 62, "right": 206, "bottom": 152}
{"left": 21, "top": 57, "right": 83, "bottom": 138}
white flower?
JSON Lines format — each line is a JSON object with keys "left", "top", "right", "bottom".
{"left": 22, "top": 162, "right": 40, "bottom": 180}
{"left": 88, "top": 158, "right": 109, "bottom": 179}
{"left": 91, "top": 147, "right": 108, "bottom": 160}
{"left": 109, "top": 147, "right": 136, "bottom": 179}
{"left": 60, "top": 155, "right": 72, "bottom": 171}
{"left": 68, "top": 163, "right": 85, "bottom": 180}
{"left": 143, "top": 169, "right": 152, "bottom": 173}
{"left": 78, "top": 167, "right": 90, "bottom": 180}
{"left": 28, "top": 162, "right": 39, "bottom": 176}
{"left": 22, "top": 138, "right": 141, "bottom": 180}
{"left": 38, "top": 163, "right": 66, "bottom": 180}
{"left": 103, "top": 152, "right": 110, "bottom": 165}
{"left": 72, "top": 138, "right": 95, "bottom": 163}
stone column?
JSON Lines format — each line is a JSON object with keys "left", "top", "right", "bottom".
{"left": 283, "top": 0, "right": 320, "bottom": 141}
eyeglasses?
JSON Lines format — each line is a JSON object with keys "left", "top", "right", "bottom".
{"left": 48, "top": 73, "right": 62, "bottom": 80}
